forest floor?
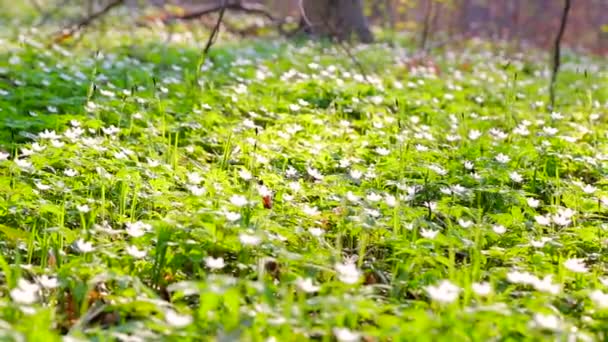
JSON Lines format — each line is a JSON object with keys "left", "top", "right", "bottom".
{"left": 1, "top": 23, "right": 608, "bottom": 341}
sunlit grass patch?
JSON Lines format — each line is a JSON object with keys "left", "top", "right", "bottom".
{"left": 0, "top": 26, "right": 607, "bottom": 341}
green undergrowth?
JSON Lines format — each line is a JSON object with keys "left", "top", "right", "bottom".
{"left": 0, "top": 26, "right": 608, "bottom": 341}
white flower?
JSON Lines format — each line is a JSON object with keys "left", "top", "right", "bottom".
{"left": 428, "top": 164, "right": 447, "bottom": 176}
{"left": 188, "top": 185, "right": 206, "bottom": 196}
{"left": 366, "top": 192, "right": 382, "bottom": 202}
{"left": 230, "top": 195, "right": 248, "bottom": 207}
{"left": 589, "top": 290, "right": 608, "bottom": 309}
{"left": 147, "top": 158, "right": 160, "bottom": 167}
{"left": 531, "top": 313, "right": 562, "bottom": 331}
{"left": 416, "top": 144, "right": 429, "bottom": 152}
{"left": 564, "top": 258, "right": 588, "bottom": 273}
{"left": 424, "top": 201, "right": 437, "bottom": 212}
{"left": 534, "top": 215, "right": 551, "bottom": 226}
{"left": 38, "top": 275, "right": 59, "bottom": 289}
{"left": 472, "top": 282, "right": 492, "bottom": 296}
{"left": 552, "top": 208, "right": 574, "bottom": 227}
{"left": 527, "top": 198, "right": 540, "bottom": 208}
{"left": 74, "top": 239, "right": 94, "bottom": 253}
{"left": 375, "top": 147, "right": 390, "bottom": 156}
{"left": 38, "top": 129, "right": 61, "bottom": 140}
{"left": 350, "top": 169, "right": 363, "bottom": 180}
{"left": 463, "top": 160, "right": 474, "bottom": 170}
{"left": 306, "top": 167, "right": 324, "bottom": 180}
{"left": 288, "top": 181, "right": 301, "bottom": 193}
{"left": 492, "top": 224, "right": 506, "bottom": 234}
{"left": 239, "top": 169, "right": 252, "bottom": 181}
{"left": 495, "top": 153, "right": 510, "bottom": 164}
{"left": 125, "top": 221, "right": 152, "bottom": 237}
{"left": 309, "top": 227, "right": 324, "bottom": 237}
{"left": 458, "top": 219, "right": 473, "bottom": 229}
{"left": 302, "top": 205, "right": 319, "bottom": 216}
{"left": 530, "top": 237, "right": 552, "bottom": 248}
{"left": 296, "top": 278, "right": 320, "bottom": 293}
{"left": 51, "top": 140, "right": 64, "bottom": 148}
{"left": 552, "top": 213, "right": 571, "bottom": 227}
{"left": 346, "top": 191, "right": 360, "bottom": 203}
{"left": 489, "top": 128, "right": 507, "bottom": 140}
{"left": 509, "top": 171, "right": 523, "bottom": 183}
{"left": 204, "top": 256, "right": 225, "bottom": 270}
{"left": 333, "top": 328, "right": 360, "bottom": 342}
{"left": 165, "top": 309, "right": 193, "bottom": 328}
{"left": 64, "top": 168, "right": 77, "bottom": 177}
{"left": 542, "top": 126, "right": 558, "bottom": 136}
{"left": 506, "top": 271, "right": 537, "bottom": 285}
{"left": 385, "top": 194, "right": 397, "bottom": 207}
{"left": 10, "top": 278, "right": 40, "bottom": 305}
{"left": 420, "top": 228, "right": 439, "bottom": 239}
{"left": 557, "top": 207, "right": 576, "bottom": 218}
{"left": 258, "top": 184, "right": 272, "bottom": 198}
{"left": 335, "top": 262, "right": 361, "bottom": 284}
{"left": 35, "top": 182, "right": 51, "bottom": 191}
{"left": 425, "top": 280, "right": 460, "bottom": 304}
{"left": 582, "top": 184, "right": 596, "bottom": 194}
{"left": 285, "top": 166, "right": 298, "bottom": 178}
{"left": 76, "top": 204, "right": 90, "bottom": 213}
{"left": 0, "top": 151, "right": 9, "bottom": 161}
{"left": 126, "top": 245, "right": 147, "bottom": 259}
{"left": 468, "top": 130, "right": 482, "bottom": 140}
{"left": 15, "top": 158, "right": 33, "bottom": 170}
{"left": 187, "top": 172, "right": 203, "bottom": 185}
{"left": 239, "top": 233, "right": 261, "bottom": 246}
{"left": 224, "top": 211, "right": 241, "bottom": 221}
{"left": 533, "top": 275, "right": 560, "bottom": 295}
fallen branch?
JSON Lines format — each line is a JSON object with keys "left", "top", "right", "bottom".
{"left": 171, "top": 1, "right": 277, "bottom": 23}
{"left": 138, "top": 1, "right": 290, "bottom": 36}
{"left": 53, "top": 0, "right": 125, "bottom": 44}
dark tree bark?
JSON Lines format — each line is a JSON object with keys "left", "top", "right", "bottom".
{"left": 420, "top": 0, "right": 434, "bottom": 50}
{"left": 301, "top": 0, "right": 374, "bottom": 43}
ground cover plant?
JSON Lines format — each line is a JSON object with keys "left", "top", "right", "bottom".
{"left": 1, "top": 23, "right": 608, "bottom": 341}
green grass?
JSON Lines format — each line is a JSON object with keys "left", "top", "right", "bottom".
{"left": 1, "top": 25, "right": 608, "bottom": 341}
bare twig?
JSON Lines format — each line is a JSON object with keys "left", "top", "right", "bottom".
{"left": 549, "top": 0, "right": 572, "bottom": 111}
{"left": 202, "top": 1, "right": 227, "bottom": 59}
{"left": 335, "top": 39, "right": 370, "bottom": 84}
{"left": 28, "top": 0, "right": 43, "bottom": 12}
{"left": 35, "top": 0, "right": 71, "bottom": 26}
{"left": 298, "top": 0, "right": 314, "bottom": 28}
{"left": 53, "top": 0, "right": 125, "bottom": 43}
{"left": 195, "top": 0, "right": 227, "bottom": 81}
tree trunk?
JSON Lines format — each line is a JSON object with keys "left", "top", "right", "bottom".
{"left": 302, "top": 0, "right": 374, "bottom": 43}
